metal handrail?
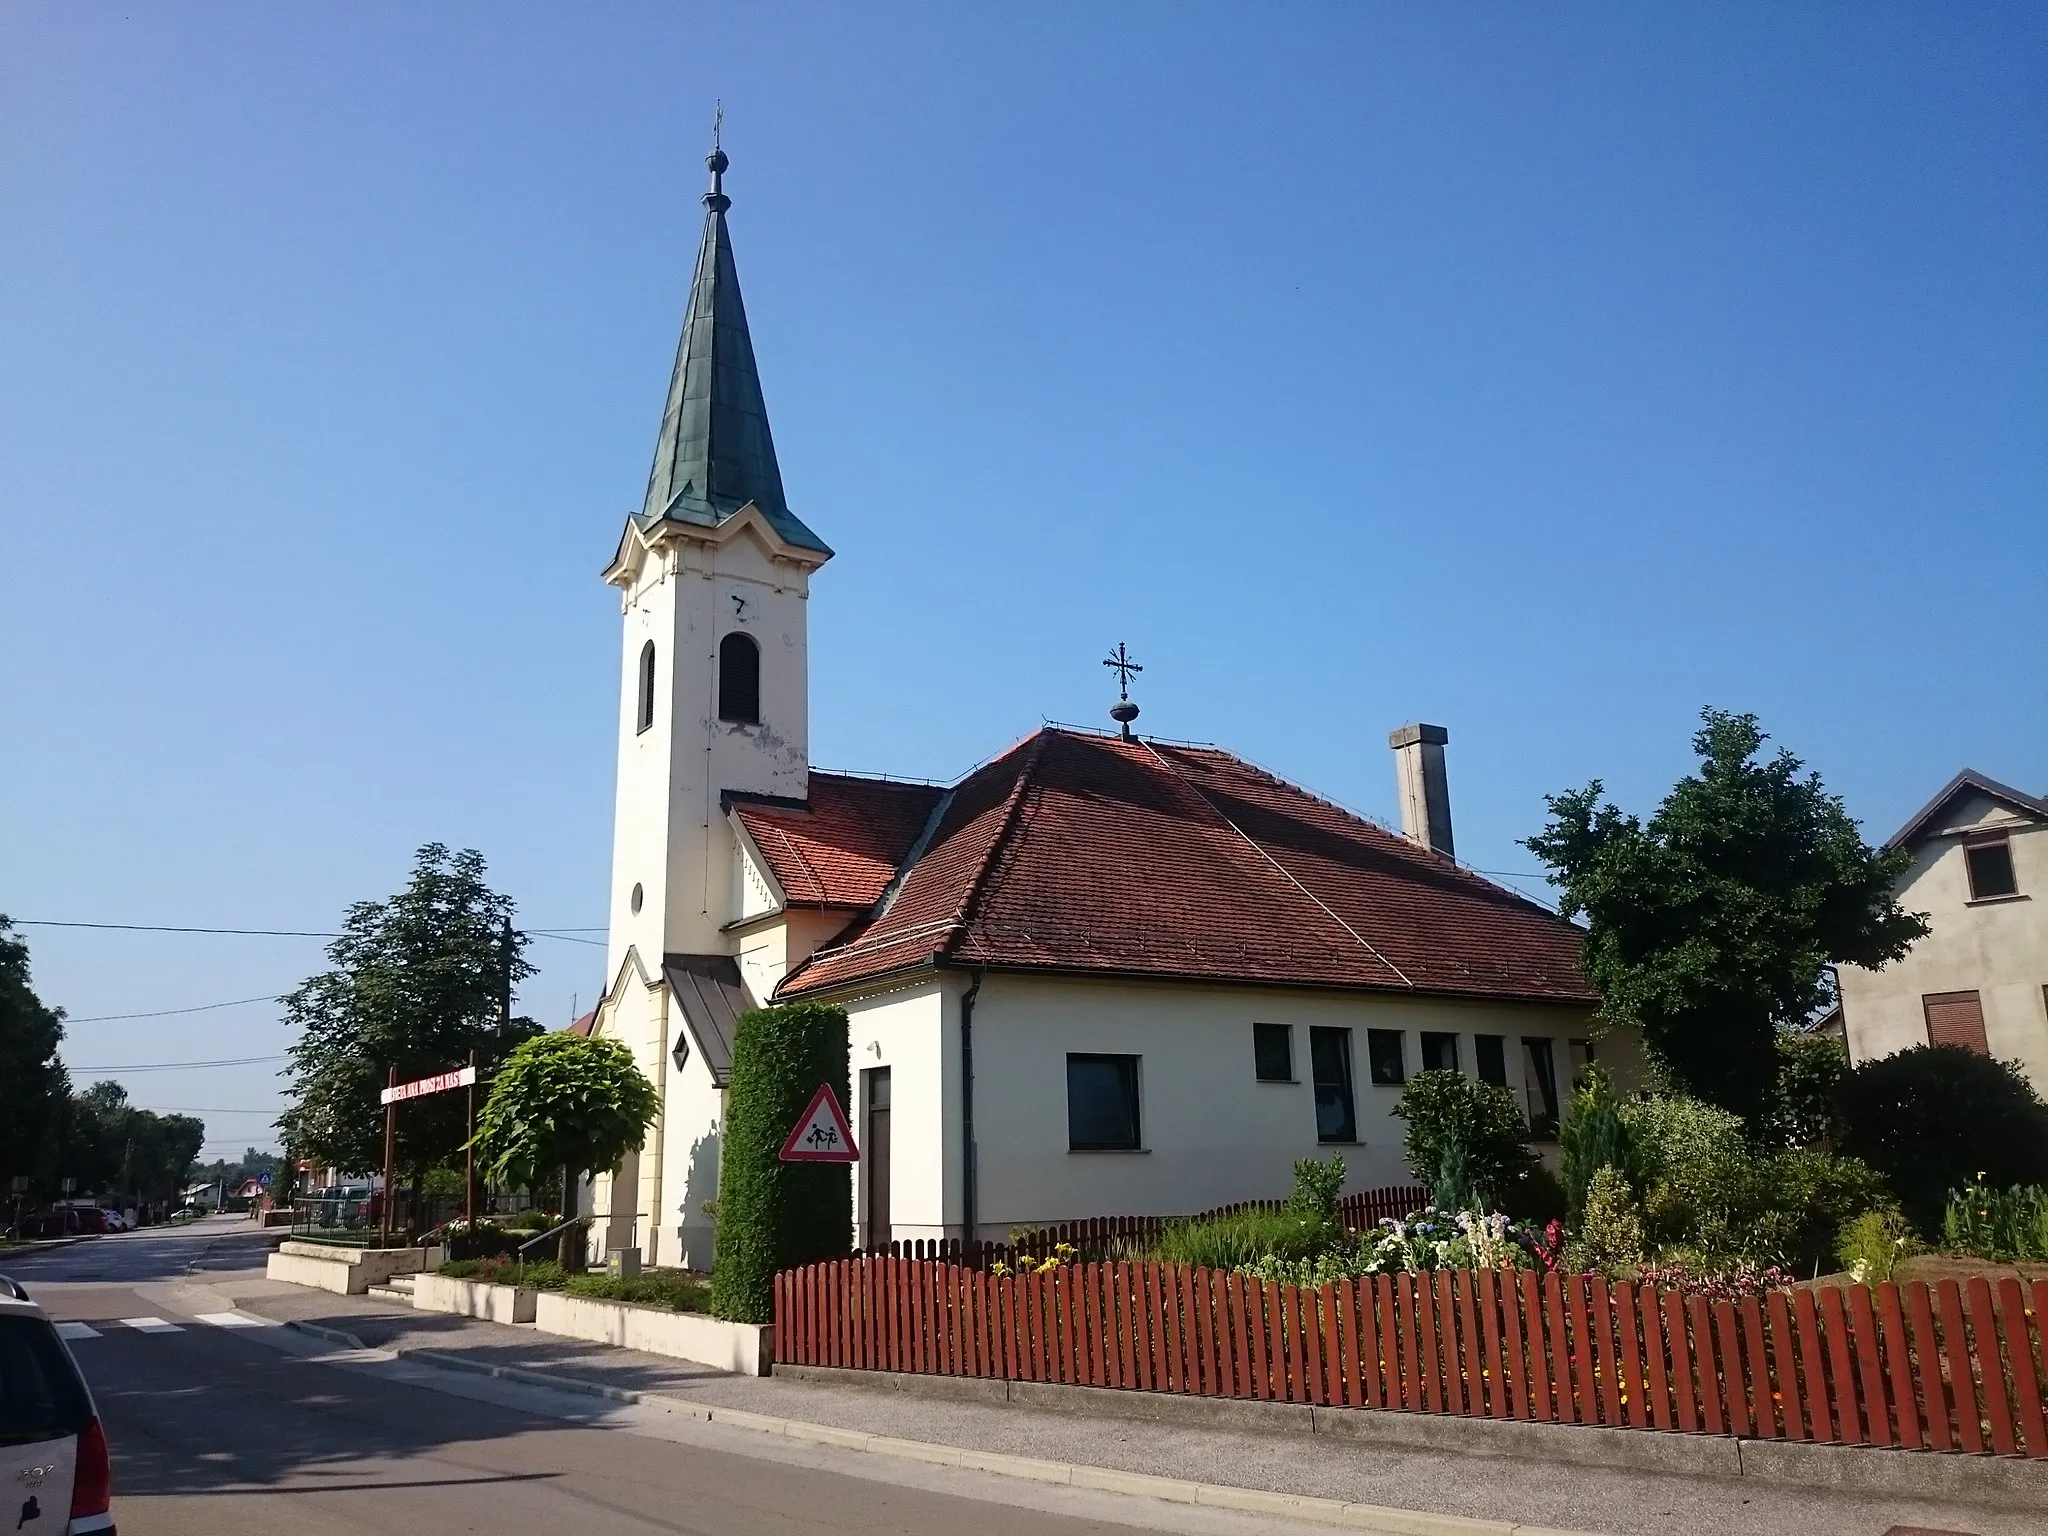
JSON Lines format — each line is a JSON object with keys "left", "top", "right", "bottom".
{"left": 515, "top": 1215, "right": 584, "bottom": 1276}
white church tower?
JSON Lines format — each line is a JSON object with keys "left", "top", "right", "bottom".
{"left": 589, "top": 145, "right": 833, "bottom": 1265}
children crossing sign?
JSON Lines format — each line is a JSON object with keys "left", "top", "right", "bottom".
{"left": 779, "top": 1083, "right": 859, "bottom": 1163}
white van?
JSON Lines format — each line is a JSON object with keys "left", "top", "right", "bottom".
{"left": 0, "top": 1277, "right": 114, "bottom": 1535}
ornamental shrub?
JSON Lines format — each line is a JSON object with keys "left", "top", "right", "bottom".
{"left": 1155, "top": 1210, "right": 1329, "bottom": 1270}
{"left": 710, "top": 1002, "right": 852, "bottom": 1323}
{"left": 1836, "top": 1209, "right": 1916, "bottom": 1284}
{"left": 1559, "top": 1067, "right": 1638, "bottom": 1223}
{"left": 1765, "top": 1029, "right": 1847, "bottom": 1149}
{"left": 1943, "top": 1181, "right": 2048, "bottom": 1262}
{"left": 1393, "top": 1069, "right": 1537, "bottom": 1209}
{"left": 1566, "top": 1166, "right": 1644, "bottom": 1280}
{"left": 1839, "top": 1045, "right": 2048, "bottom": 1236}
{"left": 1284, "top": 1153, "right": 1346, "bottom": 1226}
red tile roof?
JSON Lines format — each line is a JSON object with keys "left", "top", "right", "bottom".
{"left": 732, "top": 772, "right": 945, "bottom": 909}
{"left": 775, "top": 727, "right": 1594, "bottom": 1006}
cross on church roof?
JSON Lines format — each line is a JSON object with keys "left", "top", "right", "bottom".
{"left": 1103, "top": 642, "right": 1143, "bottom": 740}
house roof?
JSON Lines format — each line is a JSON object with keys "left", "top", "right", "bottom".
{"left": 662, "top": 953, "right": 756, "bottom": 1087}
{"left": 1886, "top": 769, "right": 2048, "bottom": 850}
{"left": 635, "top": 147, "right": 829, "bottom": 556}
{"left": 775, "top": 726, "right": 1595, "bottom": 1006}
{"left": 731, "top": 773, "right": 946, "bottom": 909}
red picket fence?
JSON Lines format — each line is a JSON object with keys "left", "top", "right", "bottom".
{"left": 774, "top": 1258, "right": 2048, "bottom": 1458}
{"left": 854, "top": 1185, "right": 1429, "bottom": 1269}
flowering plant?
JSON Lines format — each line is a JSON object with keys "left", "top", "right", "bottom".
{"left": 1360, "top": 1206, "right": 1531, "bottom": 1275}
{"left": 1634, "top": 1257, "right": 1795, "bottom": 1300}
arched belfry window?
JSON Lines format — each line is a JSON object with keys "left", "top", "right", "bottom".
{"left": 718, "top": 632, "right": 760, "bottom": 725}
{"left": 636, "top": 641, "right": 656, "bottom": 734}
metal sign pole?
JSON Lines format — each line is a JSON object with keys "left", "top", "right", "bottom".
{"left": 380, "top": 1064, "right": 397, "bottom": 1248}
{"left": 464, "top": 1048, "right": 478, "bottom": 1229}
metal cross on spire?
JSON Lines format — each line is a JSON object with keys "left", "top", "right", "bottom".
{"left": 1103, "top": 642, "right": 1143, "bottom": 740}
{"left": 712, "top": 100, "right": 723, "bottom": 151}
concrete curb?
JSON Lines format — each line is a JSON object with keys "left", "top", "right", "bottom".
{"left": 778, "top": 1362, "right": 2048, "bottom": 1509}
{"left": 286, "top": 1329, "right": 1591, "bottom": 1534}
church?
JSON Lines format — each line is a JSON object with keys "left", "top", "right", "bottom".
{"left": 584, "top": 149, "right": 1615, "bottom": 1270}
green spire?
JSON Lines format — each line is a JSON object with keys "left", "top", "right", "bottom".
{"left": 639, "top": 146, "right": 829, "bottom": 554}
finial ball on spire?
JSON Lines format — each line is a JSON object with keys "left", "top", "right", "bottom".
{"left": 707, "top": 146, "right": 729, "bottom": 177}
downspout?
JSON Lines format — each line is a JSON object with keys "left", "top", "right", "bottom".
{"left": 959, "top": 965, "right": 984, "bottom": 1246}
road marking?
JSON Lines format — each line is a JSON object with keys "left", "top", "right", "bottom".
{"left": 119, "top": 1316, "right": 184, "bottom": 1333}
{"left": 55, "top": 1322, "right": 101, "bottom": 1340}
{"left": 195, "top": 1311, "right": 275, "bottom": 1329}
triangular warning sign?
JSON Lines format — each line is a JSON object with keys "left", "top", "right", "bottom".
{"left": 778, "top": 1082, "right": 859, "bottom": 1163}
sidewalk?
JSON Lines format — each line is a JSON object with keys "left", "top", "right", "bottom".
{"left": 216, "top": 1278, "right": 2027, "bottom": 1536}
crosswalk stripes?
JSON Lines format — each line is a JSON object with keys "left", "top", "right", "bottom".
{"left": 58, "top": 1312, "right": 280, "bottom": 1337}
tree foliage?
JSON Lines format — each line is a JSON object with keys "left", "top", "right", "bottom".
{"left": 0, "top": 915, "right": 69, "bottom": 1194}
{"left": 1839, "top": 1045, "right": 2048, "bottom": 1236}
{"left": 711, "top": 1003, "right": 852, "bottom": 1324}
{"left": 1392, "top": 1068, "right": 1538, "bottom": 1211}
{"left": 1559, "top": 1067, "right": 1640, "bottom": 1224}
{"left": 1766, "top": 1029, "right": 1848, "bottom": 1148}
{"left": 1525, "top": 709, "right": 1927, "bottom": 1128}
{"left": 473, "top": 1033, "right": 658, "bottom": 1192}
{"left": 56, "top": 1082, "right": 206, "bottom": 1205}
{"left": 276, "top": 844, "right": 540, "bottom": 1178}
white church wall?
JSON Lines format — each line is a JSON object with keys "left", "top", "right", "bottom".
{"left": 966, "top": 973, "right": 1608, "bottom": 1236}
{"left": 844, "top": 981, "right": 953, "bottom": 1247}
{"left": 586, "top": 957, "right": 670, "bottom": 1264}
{"left": 658, "top": 1021, "right": 726, "bottom": 1271}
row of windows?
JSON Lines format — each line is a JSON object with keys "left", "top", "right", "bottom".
{"left": 1065, "top": 1027, "right": 1587, "bottom": 1152}
{"left": 634, "top": 633, "right": 761, "bottom": 734}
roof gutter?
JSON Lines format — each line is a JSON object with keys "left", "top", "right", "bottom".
{"left": 957, "top": 964, "right": 984, "bottom": 1246}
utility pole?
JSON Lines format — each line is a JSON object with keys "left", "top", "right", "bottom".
{"left": 379, "top": 1065, "right": 397, "bottom": 1249}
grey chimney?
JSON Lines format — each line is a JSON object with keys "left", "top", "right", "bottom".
{"left": 1389, "top": 723, "right": 1454, "bottom": 858}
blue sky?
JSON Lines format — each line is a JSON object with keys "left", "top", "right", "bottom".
{"left": 2, "top": 4, "right": 2042, "bottom": 1157}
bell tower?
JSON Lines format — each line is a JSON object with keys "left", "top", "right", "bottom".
{"left": 602, "top": 146, "right": 833, "bottom": 978}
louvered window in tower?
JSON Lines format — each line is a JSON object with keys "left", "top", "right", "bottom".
{"left": 719, "top": 632, "right": 760, "bottom": 724}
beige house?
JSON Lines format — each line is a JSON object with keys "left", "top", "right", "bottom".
{"left": 1836, "top": 770, "right": 2048, "bottom": 1093}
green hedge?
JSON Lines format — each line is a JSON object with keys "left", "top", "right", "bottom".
{"left": 710, "top": 1002, "right": 853, "bottom": 1322}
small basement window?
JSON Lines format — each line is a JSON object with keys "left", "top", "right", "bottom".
{"left": 1309, "top": 1027, "right": 1356, "bottom": 1143}
{"left": 1965, "top": 835, "right": 2019, "bottom": 900}
{"left": 1253, "top": 1023, "right": 1294, "bottom": 1082}
{"left": 1475, "top": 1034, "right": 1507, "bottom": 1087}
{"left": 1067, "top": 1054, "right": 1141, "bottom": 1150}
{"left": 1420, "top": 1031, "right": 1459, "bottom": 1073}
{"left": 1365, "top": 1028, "right": 1406, "bottom": 1086}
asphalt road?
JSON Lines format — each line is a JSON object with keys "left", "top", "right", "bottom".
{"left": 1, "top": 1222, "right": 1332, "bottom": 1536}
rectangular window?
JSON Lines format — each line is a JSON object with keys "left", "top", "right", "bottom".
{"left": 1568, "top": 1038, "right": 1595, "bottom": 1089}
{"left": 1923, "top": 991, "right": 1989, "bottom": 1054}
{"left": 1309, "top": 1027, "right": 1357, "bottom": 1142}
{"left": 1253, "top": 1022, "right": 1294, "bottom": 1082}
{"left": 1522, "top": 1037, "right": 1561, "bottom": 1137}
{"left": 1475, "top": 1034, "right": 1508, "bottom": 1086}
{"left": 1366, "top": 1028, "right": 1406, "bottom": 1086}
{"left": 1066, "top": 1054, "right": 1141, "bottom": 1150}
{"left": 1420, "top": 1031, "right": 1459, "bottom": 1073}
{"left": 1965, "top": 835, "right": 2019, "bottom": 900}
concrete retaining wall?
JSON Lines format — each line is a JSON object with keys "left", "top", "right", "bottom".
{"left": 412, "top": 1272, "right": 538, "bottom": 1324}
{"left": 533, "top": 1291, "right": 772, "bottom": 1375}
{"left": 267, "top": 1242, "right": 429, "bottom": 1296}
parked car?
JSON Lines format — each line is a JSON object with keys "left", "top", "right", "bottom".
{"left": 0, "top": 1274, "right": 116, "bottom": 1534}
{"left": 9, "top": 1210, "right": 108, "bottom": 1241}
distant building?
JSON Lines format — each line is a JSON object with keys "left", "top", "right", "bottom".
{"left": 583, "top": 148, "right": 1631, "bottom": 1269}
{"left": 1836, "top": 770, "right": 2048, "bottom": 1092}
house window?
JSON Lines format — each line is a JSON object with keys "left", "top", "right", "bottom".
{"left": 1965, "top": 835, "right": 2019, "bottom": 900}
{"left": 1475, "top": 1034, "right": 1508, "bottom": 1087}
{"left": 718, "top": 632, "right": 760, "bottom": 724}
{"left": 1067, "top": 1054, "right": 1141, "bottom": 1150}
{"left": 1253, "top": 1023, "right": 1294, "bottom": 1082}
{"left": 636, "top": 641, "right": 657, "bottom": 734}
{"left": 1923, "top": 990, "right": 1989, "bottom": 1054}
{"left": 1365, "top": 1028, "right": 1406, "bottom": 1086}
{"left": 1522, "top": 1038, "right": 1561, "bottom": 1137}
{"left": 1568, "top": 1038, "right": 1596, "bottom": 1088}
{"left": 1420, "top": 1032, "right": 1459, "bottom": 1073}
{"left": 1309, "top": 1027, "right": 1356, "bottom": 1142}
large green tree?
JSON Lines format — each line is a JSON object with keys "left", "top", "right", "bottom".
{"left": 55, "top": 1082, "right": 205, "bottom": 1206}
{"left": 0, "top": 916, "right": 69, "bottom": 1198}
{"left": 1525, "top": 710, "right": 1926, "bottom": 1129}
{"left": 276, "top": 844, "right": 540, "bottom": 1193}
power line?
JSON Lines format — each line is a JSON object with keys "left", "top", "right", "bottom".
{"left": 68, "top": 1054, "right": 287, "bottom": 1073}
{"left": 18, "top": 919, "right": 337, "bottom": 937}
{"left": 66, "top": 994, "right": 285, "bottom": 1023}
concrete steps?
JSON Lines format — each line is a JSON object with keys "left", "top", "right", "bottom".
{"left": 365, "top": 1273, "right": 418, "bottom": 1306}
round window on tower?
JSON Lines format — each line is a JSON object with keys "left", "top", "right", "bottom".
{"left": 630, "top": 882, "right": 644, "bottom": 915}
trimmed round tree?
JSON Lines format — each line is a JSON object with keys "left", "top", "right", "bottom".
{"left": 473, "top": 1032, "right": 659, "bottom": 1263}
{"left": 711, "top": 1002, "right": 852, "bottom": 1323}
